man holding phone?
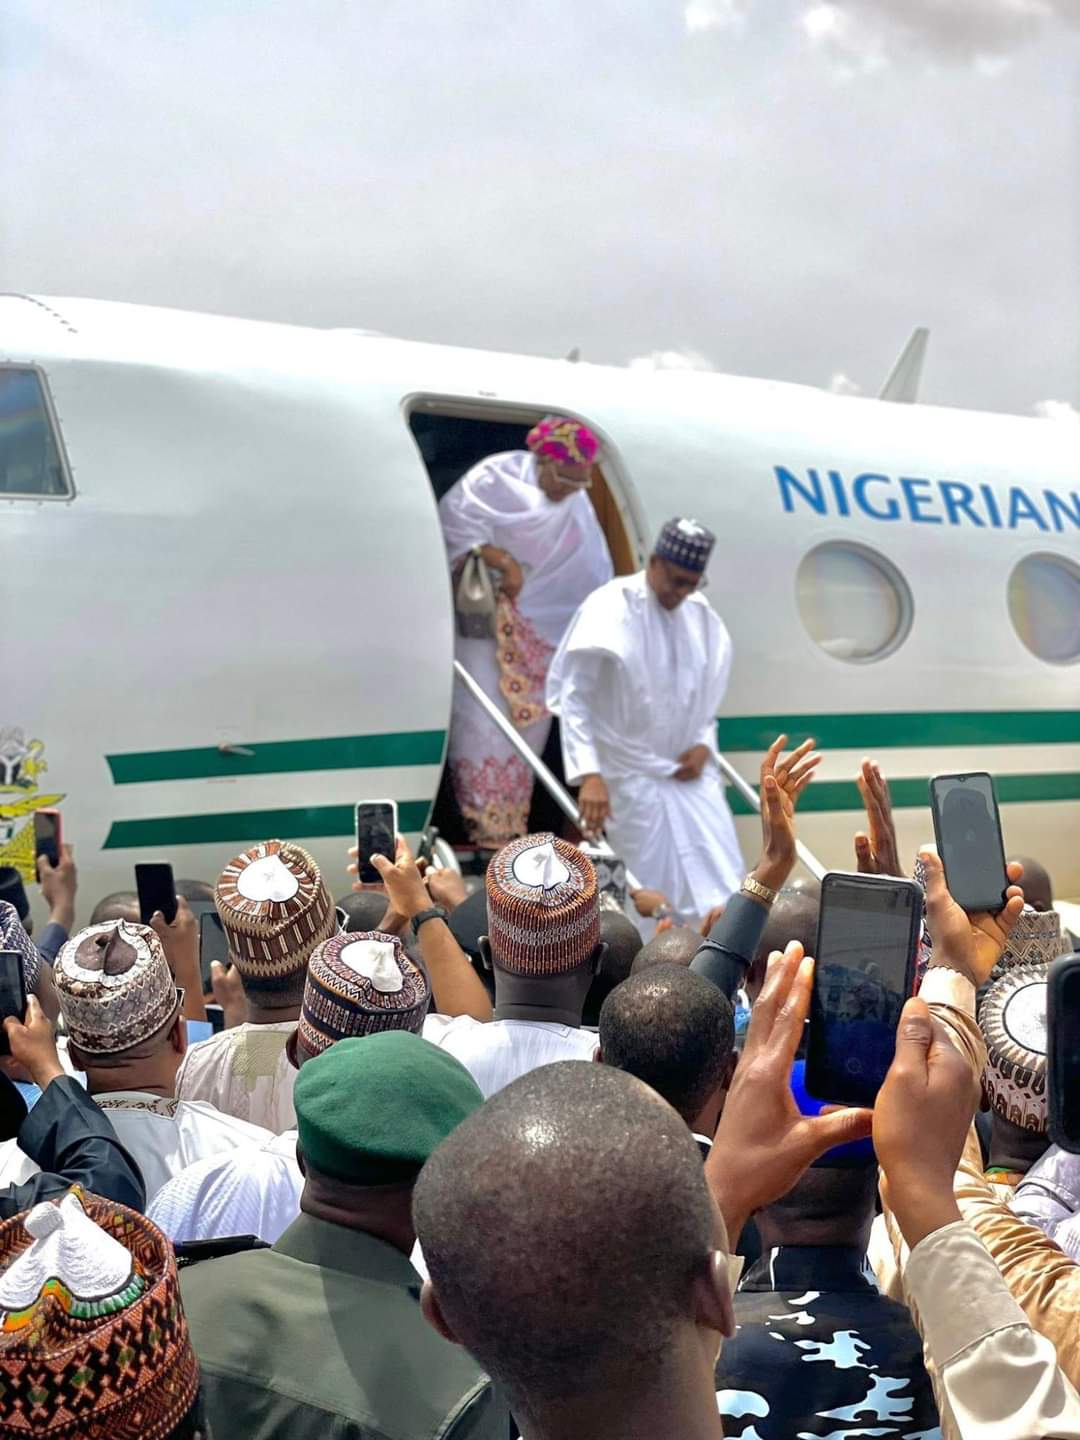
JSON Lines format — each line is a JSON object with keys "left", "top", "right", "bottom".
{"left": 175, "top": 840, "right": 337, "bottom": 1132}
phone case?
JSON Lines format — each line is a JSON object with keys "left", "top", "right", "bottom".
{"left": 929, "top": 772, "right": 1008, "bottom": 913}
{"left": 1047, "top": 955, "right": 1080, "bottom": 1155}
{"left": 805, "top": 872, "right": 924, "bottom": 1108}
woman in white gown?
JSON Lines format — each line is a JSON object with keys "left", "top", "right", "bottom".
{"left": 439, "top": 417, "right": 614, "bottom": 850}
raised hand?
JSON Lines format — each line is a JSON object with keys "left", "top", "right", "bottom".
{"left": 854, "top": 759, "right": 902, "bottom": 876}
{"left": 370, "top": 836, "right": 434, "bottom": 923}
{"left": 874, "top": 996, "right": 973, "bottom": 1249}
{"left": 4, "top": 997, "right": 64, "bottom": 1090}
{"left": 753, "top": 734, "right": 821, "bottom": 893}
{"left": 920, "top": 848, "right": 1024, "bottom": 988}
{"left": 37, "top": 844, "right": 77, "bottom": 930}
{"left": 706, "top": 942, "right": 872, "bottom": 1241}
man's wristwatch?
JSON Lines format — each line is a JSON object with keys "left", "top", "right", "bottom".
{"left": 410, "top": 905, "right": 449, "bottom": 938}
{"left": 741, "top": 876, "right": 778, "bottom": 907}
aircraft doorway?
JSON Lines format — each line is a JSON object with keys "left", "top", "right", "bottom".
{"left": 406, "top": 401, "right": 644, "bottom": 861}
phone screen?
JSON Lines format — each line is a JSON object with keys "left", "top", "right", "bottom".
{"left": 1049, "top": 957, "right": 1080, "bottom": 1152}
{"left": 33, "top": 812, "right": 61, "bottom": 868}
{"left": 135, "top": 863, "right": 178, "bottom": 925}
{"left": 198, "top": 911, "right": 230, "bottom": 992}
{"left": 355, "top": 802, "right": 397, "bottom": 885}
{"left": 931, "top": 773, "right": 1007, "bottom": 913}
{"left": 807, "top": 874, "right": 922, "bottom": 1107}
{"left": 0, "top": 953, "right": 26, "bottom": 1056}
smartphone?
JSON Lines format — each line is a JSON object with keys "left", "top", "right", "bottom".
{"left": 806, "top": 872, "right": 924, "bottom": 1108}
{"left": 198, "top": 910, "right": 230, "bottom": 992}
{"left": 33, "top": 810, "right": 62, "bottom": 869}
{"left": 930, "top": 772, "right": 1008, "bottom": 914}
{"left": 1048, "top": 954, "right": 1080, "bottom": 1154}
{"left": 0, "top": 953, "right": 27, "bottom": 1057}
{"left": 355, "top": 801, "right": 398, "bottom": 885}
{"left": 135, "top": 863, "right": 178, "bottom": 925}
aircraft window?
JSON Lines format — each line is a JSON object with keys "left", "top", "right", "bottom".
{"left": 0, "top": 368, "right": 71, "bottom": 498}
{"left": 1008, "top": 553, "right": 1080, "bottom": 664}
{"left": 796, "top": 542, "right": 912, "bottom": 663}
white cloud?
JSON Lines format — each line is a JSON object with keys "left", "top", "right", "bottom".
{"left": 628, "top": 348, "right": 716, "bottom": 371}
{"left": 685, "top": 0, "right": 752, "bottom": 34}
{"left": 798, "top": 0, "right": 1075, "bottom": 73}
{"left": 1034, "top": 398, "right": 1080, "bottom": 422}
{"left": 828, "top": 371, "right": 864, "bottom": 395}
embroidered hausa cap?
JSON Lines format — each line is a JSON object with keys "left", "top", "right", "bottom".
{"left": 995, "top": 906, "right": 1072, "bottom": 977}
{"left": 0, "top": 901, "right": 40, "bottom": 992}
{"left": 654, "top": 517, "right": 716, "bottom": 575}
{"left": 299, "top": 931, "right": 430, "bottom": 1058}
{"left": 485, "top": 834, "right": 600, "bottom": 977}
{"left": 55, "top": 921, "right": 179, "bottom": 1056}
{"left": 982, "top": 964, "right": 1049, "bottom": 1133}
{"left": 215, "top": 840, "right": 335, "bottom": 984}
{"left": 0, "top": 1188, "right": 200, "bottom": 1439}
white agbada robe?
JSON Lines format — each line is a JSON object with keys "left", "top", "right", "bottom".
{"left": 0, "top": 1090, "right": 272, "bottom": 1204}
{"left": 439, "top": 450, "right": 612, "bottom": 846}
{"left": 547, "top": 571, "right": 744, "bottom": 918}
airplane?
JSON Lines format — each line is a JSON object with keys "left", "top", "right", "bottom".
{"left": 2, "top": 293, "right": 1078, "bottom": 932}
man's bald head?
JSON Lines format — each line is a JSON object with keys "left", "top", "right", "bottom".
{"left": 631, "top": 924, "right": 701, "bottom": 974}
{"left": 582, "top": 911, "right": 642, "bottom": 1026}
{"left": 414, "top": 1062, "right": 725, "bottom": 1411}
{"left": 748, "top": 890, "right": 820, "bottom": 1003}
{"left": 1010, "top": 856, "right": 1053, "bottom": 914}
{"left": 90, "top": 892, "right": 140, "bottom": 926}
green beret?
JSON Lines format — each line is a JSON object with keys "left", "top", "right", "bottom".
{"left": 294, "top": 1031, "right": 484, "bottom": 1185}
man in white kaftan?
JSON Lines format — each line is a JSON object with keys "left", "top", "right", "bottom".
{"left": 439, "top": 416, "right": 613, "bottom": 849}
{"left": 547, "top": 517, "right": 744, "bottom": 921}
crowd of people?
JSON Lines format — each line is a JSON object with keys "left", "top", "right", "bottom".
{"left": 0, "top": 422, "right": 1076, "bottom": 1437}
{"left": 0, "top": 719, "right": 1075, "bottom": 1438}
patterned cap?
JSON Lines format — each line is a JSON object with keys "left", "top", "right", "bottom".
{"left": 298, "top": 931, "right": 430, "bottom": 1058}
{"left": 215, "top": 840, "right": 335, "bottom": 983}
{"left": 0, "top": 1189, "right": 199, "bottom": 1439}
{"left": 485, "top": 834, "right": 600, "bottom": 976}
{"left": 526, "top": 416, "right": 600, "bottom": 469}
{"left": 982, "top": 965, "right": 1048, "bottom": 1133}
{"left": 0, "top": 902, "right": 40, "bottom": 993}
{"left": 654, "top": 517, "right": 716, "bottom": 574}
{"left": 55, "top": 921, "right": 179, "bottom": 1057}
{"left": 0, "top": 872, "right": 29, "bottom": 925}
{"left": 994, "top": 907, "right": 1071, "bottom": 978}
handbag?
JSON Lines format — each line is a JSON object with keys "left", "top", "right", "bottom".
{"left": 455, "top": 547, "right": 498, "bottom": 639}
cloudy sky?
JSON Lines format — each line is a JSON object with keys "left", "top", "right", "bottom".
{"left": 4, "top": 0, "right": 1079, "bottom": 416}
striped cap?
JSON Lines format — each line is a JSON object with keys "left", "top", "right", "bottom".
{"left": 216, "top": 841, "right": 335, "bottom": 983}
{"left": 299, "top": 931, "right": 430, "bottom": 1058}
{"left": 485, "top": 834, "right": 600, "bottom": 976}
{"left": 982, "top": 964, "right": 1048, "bottom": 1134}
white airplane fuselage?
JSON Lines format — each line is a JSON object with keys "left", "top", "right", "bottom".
{"left": 2, "top": 294, "right": 1077, "bottom": 923}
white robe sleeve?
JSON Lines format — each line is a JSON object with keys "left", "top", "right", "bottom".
{"left": 554, "top": 651, "right": 605, "bottom": 784}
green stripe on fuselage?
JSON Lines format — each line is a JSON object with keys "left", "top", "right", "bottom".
{"left": 716, "top": 710, "right": 1080, "bottom": 752}
{"left": 103, "top": 800, "right": 433, "bottom": 850}
{"left": 107, "top": 731, "right": 447, "bottom": 785}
